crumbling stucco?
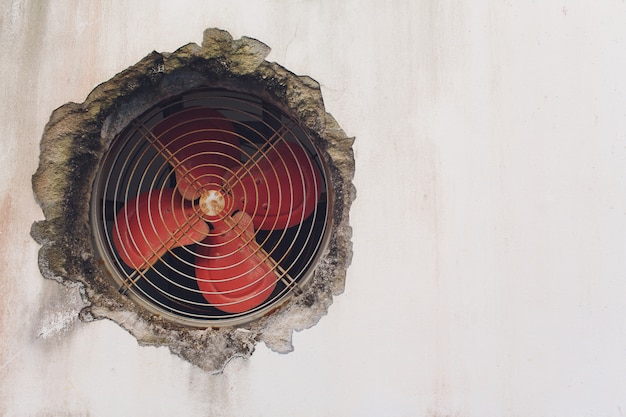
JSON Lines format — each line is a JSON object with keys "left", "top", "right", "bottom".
{"left": 31, "top": 28, "right": 355, "bottom": 372}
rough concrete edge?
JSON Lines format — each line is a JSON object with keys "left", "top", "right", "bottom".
{"left": 31, "top": 28, "right": 355, "bottom": 372}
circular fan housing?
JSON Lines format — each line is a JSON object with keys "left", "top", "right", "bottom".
{"left": 91, "top": 89, "right": 331, "bottom": 326}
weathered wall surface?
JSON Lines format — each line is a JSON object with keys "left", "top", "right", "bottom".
{"left": 2, "top": 1, "right": 626, "bottom": 416}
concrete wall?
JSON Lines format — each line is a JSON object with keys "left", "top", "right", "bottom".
{"left": 2, "top": 1, "right": 626, "bottom": 416}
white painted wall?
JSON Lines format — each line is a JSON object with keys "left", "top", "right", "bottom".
{"left": 2, "top": 1, "right": 626, "bottom": 416}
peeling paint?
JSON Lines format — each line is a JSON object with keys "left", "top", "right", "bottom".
{"left": 37, "top": 310, "right": 79, "bottom": 339}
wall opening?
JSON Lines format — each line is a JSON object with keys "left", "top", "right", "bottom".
{"left": 31, "top": 28, "right": 355, "bottom": 371}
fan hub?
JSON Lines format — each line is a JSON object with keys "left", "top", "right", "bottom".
{"left": 199, "top": 189, "right": 226, "bottom": 216}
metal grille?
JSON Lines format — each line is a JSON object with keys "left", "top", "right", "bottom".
{"left": 91, "top": 89, "right": 330, "bottom": 326}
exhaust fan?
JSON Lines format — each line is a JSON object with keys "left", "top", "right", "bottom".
{"left": 32, "top": 29, "right": 354, "bottom": 371}
{"left": 95, "top": 89, "right": 329, "bottom": 325}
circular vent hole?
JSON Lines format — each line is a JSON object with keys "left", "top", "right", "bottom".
{"left": 32, "top": 28, "right": 355, "bottom": 371}
{"left": 91, "top": 88, "right": 331, "bottom": 326}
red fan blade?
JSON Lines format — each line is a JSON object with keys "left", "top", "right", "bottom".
{"left": 152, "top": 107, "right": 240, "bottom": 200}
{"left": 227, "top": 142, "right": 323, "bottom": 230}
{"left": 112, "top": 188, "right": 210, "bottom": 270}
{"left": 196, "top": 212, "right": 277, "bottom": 313}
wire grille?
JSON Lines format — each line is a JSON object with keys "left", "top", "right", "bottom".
{"left": 91, "top": 88, "right": 330, "bottom": 326}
